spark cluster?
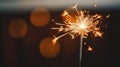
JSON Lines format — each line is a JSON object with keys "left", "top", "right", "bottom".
{"left": 52, "top": 5, "right": 103, "bottom": 44}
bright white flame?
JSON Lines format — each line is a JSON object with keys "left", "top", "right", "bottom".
{"left": 79, "top": 23, "right": 87, "bottom": 29}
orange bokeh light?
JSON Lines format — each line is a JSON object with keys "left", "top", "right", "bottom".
{"left": 30, "top": 7, "right": 50, "bottom": 27}
{"left": 8, "top": 19, "right": 28, "bottom": 38}
{"left": 39, "top": 37, "right": 60, "bottom": 58}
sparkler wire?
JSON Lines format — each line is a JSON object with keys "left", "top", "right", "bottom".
{"left": 79, "top": 34, "right": 83, "bottom": 67}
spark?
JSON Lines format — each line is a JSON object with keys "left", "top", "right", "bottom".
{"left": 106, "top": 14, "right": 110, "bottom": 18}
{"left": 87, "top": 46, "right": 93, "bottom": 52}
{"left": 51, "top": 19, "right": 55, "bottom": 22}
{"left": 84, "top": 42, "right": 87, "bottom": 45}
{"left": 51, "top": 5, "right": 104, "bottom": 67}
{"left": 52, "top": 32, "right": 70, "bottom": 45}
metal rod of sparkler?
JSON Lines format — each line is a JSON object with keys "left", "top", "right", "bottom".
{"left": 79, "top": 34, "right": 83, "bottom": 67}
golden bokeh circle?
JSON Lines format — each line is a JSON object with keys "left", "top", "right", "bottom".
{"left": 39, "top": 37, "right": 60, "bottom": 58}
{"left": 30, "top": 7, "right": 50, "bottom": 27}
{"left": 8, "top": 19, "right": 28, "bottom": 38}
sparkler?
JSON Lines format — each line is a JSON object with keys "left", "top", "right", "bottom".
{"left": 51, "top": 5, "right": 104, "bottom": 67}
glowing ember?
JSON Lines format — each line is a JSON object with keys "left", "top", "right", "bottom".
{"left": 52, "top": 38, "right": 58, "bottom": 45}
{"left": 84, "top": 42, "right": 87, "bottom": 45}
{"left": 87, "top": 46, "right": 93, "bottom": 52}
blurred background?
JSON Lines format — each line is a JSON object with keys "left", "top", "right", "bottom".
{"left": 0, "top": 0, "right": 120, "bottom": 67}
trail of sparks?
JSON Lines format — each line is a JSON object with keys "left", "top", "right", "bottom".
{"left": 51, "top": 5, "right": 104, "bottom": 67}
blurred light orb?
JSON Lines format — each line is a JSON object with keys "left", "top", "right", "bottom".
{"left": 8, "top": 19, "right": 28, "bottom": 38}
{"left": 30, "top": 7, "right": 50, "bottom": 27}
{"left": 39, "top": 37, "right": 60, "bottom": 58}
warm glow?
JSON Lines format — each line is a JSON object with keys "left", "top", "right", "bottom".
{"left": 87, "top": 46, "right": 93, "bottom": 52}
{"left": 30, "top": 7, "right": 50, "bottom": 27}
{"left": 62, "top": 11, "right": 68, "bottom": 16}
{"left": 51, "top": 5, "right": 107, "bottom": 67}
{"left": 52, "top": 38, "right": 58, "bottom": 45}
{"left": 52, "top": 5, "right": 103, "bottom": 39}
{"left": 84, "top": 42, "right": 87, "bottom": 45}
{"left": 8, "top": 19, "right": 28, "bottom": 38}
{"left": 95, "top": 31, "right": 103, "bottom": 37}
{"left": 39, "top": 37, "right": 60, "bottom": 58}
{"left": 79, "top": 23, "right": 87, "bottom": 29}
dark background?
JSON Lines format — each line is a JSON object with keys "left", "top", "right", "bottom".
{"left": 0, "top": 7, "right": 120, "bottom": 67}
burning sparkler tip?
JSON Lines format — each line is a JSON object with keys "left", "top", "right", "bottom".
{"left": 79, "top": 23, "right": 87, "bottom": 29}
{"left": 52, "top": 38, "right": 58, "bottom": 45}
